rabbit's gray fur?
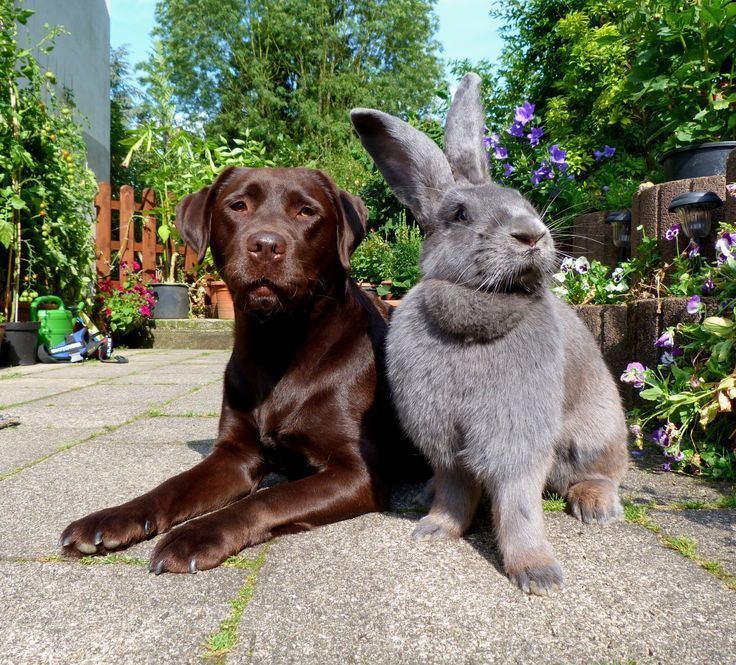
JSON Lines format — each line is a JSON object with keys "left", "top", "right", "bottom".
{"left": 350, "top": 73, "right": 628, "bottom": 596}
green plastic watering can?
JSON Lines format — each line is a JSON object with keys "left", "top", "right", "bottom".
{"left": 30, "top": 296, "right": 81, "bottom": 349}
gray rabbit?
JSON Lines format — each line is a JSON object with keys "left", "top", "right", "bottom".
{"left": 350, "top": 73, "right": 628, "bottom": 596}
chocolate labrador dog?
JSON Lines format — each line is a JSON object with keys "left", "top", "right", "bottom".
{"left": 60, "top": 166, "right": 414, "bottom": 574}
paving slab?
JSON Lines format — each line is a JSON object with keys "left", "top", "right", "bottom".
{"left": 0, "top": 561, "right": 243, "bottom": 665}
{"left": 622, "top": 448, "right": 735, "bottom": 505}
{"left": 0, "top": 423, "right": 100, "bottom": 475}
{"left": 96, "top": 415, "right": 217, "bottom": 447}
{"left": 161, "top": 381, "right": 224, "bottom": 416}
{"left": 7, "top": 382, "right": 191, "bottom": 429}
{"left": 0, "top": 440, "right": 208, "bottom": 559}
{"left": 236, "top": 512, "right": 736, "bottom": 664}
{"left": 650, "top": 508, "right": 736, "bottom": 575}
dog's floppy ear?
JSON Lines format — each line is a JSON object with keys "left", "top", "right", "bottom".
{"left": 337, "top": 190, "right": 368, "bottom": 271}
{"left": 444, "top": 72, "right": 490, "bottom": 186}
{"left": 350, "top": 108, "right": 454, "bottom": 233}
{"left": 176, "top": 166, "right": 238, "bottom": 263}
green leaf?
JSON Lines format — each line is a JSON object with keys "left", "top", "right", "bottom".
{"left": 639, "top": 387, "right": 664, "bottom": 401}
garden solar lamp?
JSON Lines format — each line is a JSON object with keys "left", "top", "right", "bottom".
{"left": 667, "top": 191, "right": 723, "bottom": 248}
{"left": 604, "top": 210, "right": 632, "bottom": 263}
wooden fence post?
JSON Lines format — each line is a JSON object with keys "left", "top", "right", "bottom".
{"left": 95, "top": 182, "right": 112, "bottom": 277}
{"left": 141, "top": 187, "right": 157, "bottom": 276}
{"left": 118, "top": 185, "right": 135, "bottom": 281}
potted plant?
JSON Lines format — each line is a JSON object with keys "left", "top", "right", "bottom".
{"left": 618, "top": 1, "right": 736, "bottom": 180}
{"left": 95, "top": 264, "right": 156, "bottom": 345}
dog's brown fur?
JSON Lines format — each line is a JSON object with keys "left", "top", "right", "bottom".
{"left": 60, "top": 167, "right": 417, "bottom": 573}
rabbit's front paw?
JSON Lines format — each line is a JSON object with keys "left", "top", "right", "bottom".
{"left": 568, "top": 479, "right": 623, "bottom": 525}
{"left": 412, "top": 515, "right": 460, "bottom": 541}
{"left": 508, "top": 560, "right": 565, "bottom": 596}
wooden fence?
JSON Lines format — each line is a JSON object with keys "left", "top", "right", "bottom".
{"left": 94, "top": 182, "right": 197, "bottom": 285}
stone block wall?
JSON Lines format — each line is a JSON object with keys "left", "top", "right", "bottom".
{"left": 569, "top": 212, "right": 620, "bottom": 265}
{"left": 631, "top": 175, "right": 728, "bottom": 264}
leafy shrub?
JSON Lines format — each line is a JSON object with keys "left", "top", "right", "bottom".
{"left": 1, "top": 3, "right": 97, "bottom": 320}
{"left": 350, "top": 219, "right": 422, "bottom": 296}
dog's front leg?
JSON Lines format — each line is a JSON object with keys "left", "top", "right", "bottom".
{"left": 149, "top": 461, "right": 379, "bottom": 574}
{"left": 60, "top": 424, "right": 265, "bottom": 557}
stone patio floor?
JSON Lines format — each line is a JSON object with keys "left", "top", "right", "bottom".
{"left": 1, "top": 349, "right": 735, "bottom": 664}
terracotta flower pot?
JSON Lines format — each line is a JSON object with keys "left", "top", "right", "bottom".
{"left": 210, "top": 280, "right": 235, "bottom": 319}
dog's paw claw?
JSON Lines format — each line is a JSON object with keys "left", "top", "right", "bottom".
{"left": 189, "top": 558, "right": 197, "bottom": 574}
{"left": 144, "top": 520, "right": 153, "bottom": 535}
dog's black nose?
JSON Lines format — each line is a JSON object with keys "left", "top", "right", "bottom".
{"left": 247, "top": 232, "right": 287, "bottom": 261}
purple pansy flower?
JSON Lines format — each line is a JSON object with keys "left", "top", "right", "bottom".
{"left": 652, "top": 427, "right": 670, "bottom": 447}
{"left": 726, "top": 183, "right": 736, "bottom": 199}
{"left": 621, "top": 362, "right": 647, "bottom": 389}
{"left": 688, "top": 242, "right": 700, "bottom": 258}
{"left": 662, "top": 462, "right": 672, "bottom": 472}
{"left": 560, "top": 257, "right": 574, "bottom": 273}
{"left": 665, "top": 224, "right": 681, "bottom": 241}
{"left": 655, "top": 331, "right": 674, "bottom": 349}
{"left": 629, "top": 423, "right": 642, "bottom": 437}
{"left": 507, "top": 121, "right": 525, "bottom": 138}
{"left": 503, "top": 162, "right": 515, "bottom": 178}
{"left": 702, "top": 278, "right": 715, "bottom": 295}
{"left": 687, "top": 295, "right": 702, "bottom": 315}
{"left": 716, "top": 233, "right": 735, "bottom": 264}
{"left": 673, "top": 450, "right": 684, "bottom": 462}
{"left": 514, "top": 101, "right": 535, "bottom": 126}
{"left": 549, "top": 144, "right": 568, "bottom": 171}
{"left": 494, "top": 146, "right": 508, "bottom": 160}
{"left": 528, "top": 126, "right": 544, "bottom": 147}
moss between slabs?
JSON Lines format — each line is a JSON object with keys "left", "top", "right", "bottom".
{"left": 203, "top": 544, "right": 271, "bottom": 662}
{"left": 623, "top": 500, "right": 736, "bottom": 591}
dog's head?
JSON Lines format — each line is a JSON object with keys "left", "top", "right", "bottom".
{"left": 177, "top": 167, "right": 368, "bottom": 315}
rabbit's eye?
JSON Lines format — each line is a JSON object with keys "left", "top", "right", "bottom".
{"left": 455, "top": 207, "right": 467, "bottom": 221}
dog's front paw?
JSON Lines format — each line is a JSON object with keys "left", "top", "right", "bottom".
{"left": 411, "top": 515, "right": 461, "bottom": 541}
{"left": 60, "top": 504, "right": 155, "bottom": 556}
{"left": 508, "top": 560, "right": 565, "bottom": 596}
{"left": 148, "top": 517, "right": 239, "bottom": 574}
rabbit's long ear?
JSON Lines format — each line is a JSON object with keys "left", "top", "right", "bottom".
{"left": 444, "top": 73, "right": 490, "bottom": 186}
{"left": 350, "top": 108, "right": 454, "bottom": 232}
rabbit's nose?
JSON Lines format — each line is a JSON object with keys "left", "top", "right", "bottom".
{"left": 511, "top": 231, "right": 545, "bottom": 248}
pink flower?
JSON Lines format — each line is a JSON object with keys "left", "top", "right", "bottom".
{"left": 132, "top": 260, "right": 141, "bottom": 271}
{"left": 139, "top": 305, "right": 152, "bottom": 317}
{"left": 104, "top": 308, "right": 112, "bottom": 316}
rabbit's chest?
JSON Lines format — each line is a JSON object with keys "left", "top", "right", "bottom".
{"left": 387, "top": 290, "right": 562, "bottom": 403}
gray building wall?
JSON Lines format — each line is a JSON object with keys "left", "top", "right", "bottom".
{"left": 18, "top": 0, "right": 111, "bottom": 182}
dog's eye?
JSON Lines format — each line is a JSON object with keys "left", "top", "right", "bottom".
{"left": 298, "top": 206, "right": 316, "bottom": 217}
{"left": 230, "top": 201, "right": 246, "bottom": 211}
{"left": 455, "top": 207, "right": 467, "bottom": 221}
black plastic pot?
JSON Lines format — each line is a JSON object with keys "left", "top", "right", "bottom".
{"left": 1, "top": 321, "right": 40, "bottom": 366}
{"left": 151, "top": 283, "right": 189, "bottom": 319}
{"left": 659, "top": 141, "right": 736, "bottom": 181}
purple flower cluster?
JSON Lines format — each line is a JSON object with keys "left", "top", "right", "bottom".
{"left": 528, "top": 126, "right": 544, "bottom": 147}
{"left": 593, "top": 145, "right": 616, "bottom": 161}
{"left": 702, "top": 278, "right": 715, "bottom": 295}
{"left": 727, "top": 183, "right": 736, "bottom": 200}
{"left": 620, "top": 362, "right": 647, "bottom": 389}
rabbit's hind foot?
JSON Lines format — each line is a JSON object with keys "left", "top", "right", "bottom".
{"left": 567, "top": 478, "right": 623, "bottom": 525}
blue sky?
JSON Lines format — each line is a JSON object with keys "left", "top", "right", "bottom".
{"left": 109, "top": 0, "right": 503, "bottom": 80}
